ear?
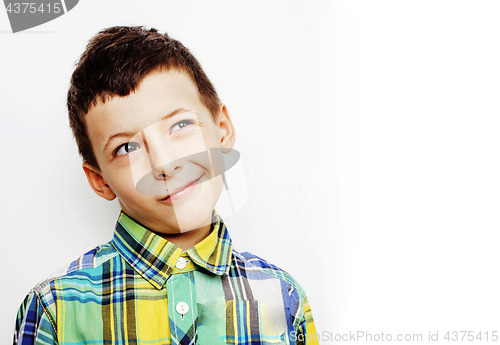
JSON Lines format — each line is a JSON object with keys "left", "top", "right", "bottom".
{"left": 82, "top": 162, "right": 116, "bottom": 201}
{"left": 216, "top": 104, "right": 236, "bottom": 154}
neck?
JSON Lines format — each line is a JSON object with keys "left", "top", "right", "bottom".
{"left": 156, "top": 222, "right": 212, "bottom": 250}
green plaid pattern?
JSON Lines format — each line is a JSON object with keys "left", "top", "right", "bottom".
{"left": 14, "top": 209, "right": 318, "bottom": 344}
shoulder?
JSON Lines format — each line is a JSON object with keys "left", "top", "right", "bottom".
{"left": 32, "top": 241, "right": 118, "bottom": 293}
{"left": 15, "top": 242, "right": 118, "bottom": 340}
{"left": 231, "top": 249, "right": 307, "bottom": 302}
{"left": 27, "top": 242, "right": 119, "bottom": 317}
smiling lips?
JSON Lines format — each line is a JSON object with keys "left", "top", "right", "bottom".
{"left": 161, "top": 176, "right": 202, "bottom": 203}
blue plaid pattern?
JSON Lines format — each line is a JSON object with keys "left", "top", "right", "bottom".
{"left": 14, "top": 209, "right": 318, "bottom": 344}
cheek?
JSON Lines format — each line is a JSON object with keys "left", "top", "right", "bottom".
{"left": 104, "top": 167, "right": 139, "bottom": 199}
{"left": 207, "top": 175, "right": 224, "bottom": 200}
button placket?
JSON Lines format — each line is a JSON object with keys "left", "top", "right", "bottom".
{"left": 167, "top": 271, "right": 198, "bottom": 344}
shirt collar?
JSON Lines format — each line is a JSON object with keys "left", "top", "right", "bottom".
{"left": 111, "top": 209, "right": 233, "bottom": 289}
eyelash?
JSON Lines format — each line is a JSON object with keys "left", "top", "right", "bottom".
{"left": 113, "top": 142, "right": 140, "bottom": 157}
{"left": 170, "top": 119, "right": 194, "bottom": 133}
{"left": 113, "top": 119, "right": 195, "bottom": 157}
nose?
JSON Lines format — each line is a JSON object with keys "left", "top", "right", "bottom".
{"left": 141, "top": 130, "right": 183, "bottom": 180}
{"left": 151, "top": 157, "right": 183, "bottom": 180}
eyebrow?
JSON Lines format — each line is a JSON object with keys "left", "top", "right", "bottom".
{"left": 103, "top": 108, "right": 191, "bottom": 154}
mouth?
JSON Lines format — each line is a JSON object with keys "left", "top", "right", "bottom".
{"left": 160, "top": 176, "right": 203, "bottom": 203}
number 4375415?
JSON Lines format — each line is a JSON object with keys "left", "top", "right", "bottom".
{"left": 444, "top": 331, "right": 498, "bottom": 342}
{"left": 6, "top": 2, "right": 62, "bottom": 14}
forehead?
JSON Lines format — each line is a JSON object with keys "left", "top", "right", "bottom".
{"left": 85, "top": 70, "right": 208, "bottom": 149}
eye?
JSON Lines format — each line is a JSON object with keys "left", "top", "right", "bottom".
{"left": 171, "top": 120, "right": 194, "bottom": 133}
{"left": 114, "top": 142, "right": 140, "bottom": 157}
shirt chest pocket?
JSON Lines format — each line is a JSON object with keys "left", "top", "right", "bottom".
{"left": 198, "top": 299, "right": 287, "bottom": 345}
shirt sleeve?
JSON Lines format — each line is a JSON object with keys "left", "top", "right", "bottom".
{"left": 295, "top": 295, "right": 320, "bottom": 345}
{"left": 14, "top": 291, "right": 58, "bottom": 345}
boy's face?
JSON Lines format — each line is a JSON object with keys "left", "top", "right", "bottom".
{"left": 82, "top": 70, "right": 235, "bottom": 235}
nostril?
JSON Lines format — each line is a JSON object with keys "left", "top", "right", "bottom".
{"left": 153, "top": 167, "right": 168, "bottom": 179}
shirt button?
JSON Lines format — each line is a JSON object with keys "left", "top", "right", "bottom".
{"left": 176, "top": 302, "right": 189, "bottom": 315}
{"left": 176, "top": 257, "right": 187, "bottom": 269}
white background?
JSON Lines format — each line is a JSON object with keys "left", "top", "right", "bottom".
{"left": 1, "top": 1, "right": 500, "bottom": 344}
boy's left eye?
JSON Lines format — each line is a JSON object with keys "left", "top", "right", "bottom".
{"left": 171, "top": 120, "right": 194, "bottom": 133}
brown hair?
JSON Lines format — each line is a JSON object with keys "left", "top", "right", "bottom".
{"left": 67, "top": 26, "right": 221, "bottom": 170}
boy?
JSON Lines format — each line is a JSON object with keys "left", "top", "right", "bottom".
{"left": 14, "top": 26, "right": 318, "bottom": 345}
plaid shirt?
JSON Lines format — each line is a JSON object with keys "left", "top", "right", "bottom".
{"left": 14, "top": 209, "right": 319, "bottom": 345}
